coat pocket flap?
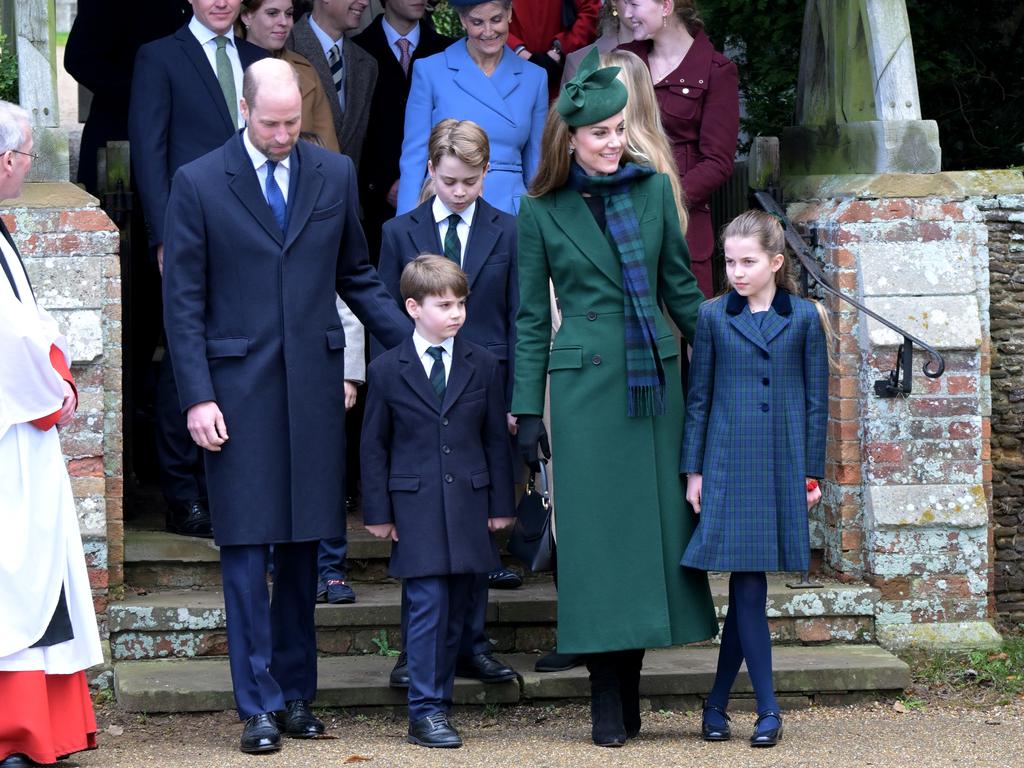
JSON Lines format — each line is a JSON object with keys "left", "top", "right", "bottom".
{"left": 206, "top": 337, "right": 249, "bottom": 358}
{"left": 657, "top": 335, "right": 679, "bottom": 360}
{"left": 547, "top": 346, "right": 582, "bottom": 371}
{"left": 388, "top": 475, "right": 420, "bottom": 492}
{"left": 485, "top": 342, "right": 509, "bottom": 359}
{"left": 326, "top": 326, "right": 347, "bottom": 350}
{"left": 471, "top": 470, "right": 491, "bottom": 489}
{"left": 309, "top": 200, "right": 344, "bottom": 221}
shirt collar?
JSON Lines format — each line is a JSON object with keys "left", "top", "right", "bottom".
{"left": 242, "top": 129, "right": 291, "bottom": 173}
{"left": 432, "top": 196, "right": 476, "bottom": 228}
{"left": 189, "top": 15, "right": 236, "bottom": 47}
{"left": 413, "top": 330, "right": 454, "bottom": 358}
{"left": 309, "top": 15, "right": 344, "bottom": 53}
{"left": 382, "top": 17, "right": 420, "bottom": 50}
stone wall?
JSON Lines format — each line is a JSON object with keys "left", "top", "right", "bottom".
{"left": 784, "top": 171, "right": 1022, "bottom": 650}
{"left": 2, "top": 182, "right": 121, "bottom": 640}
{"left": 986, "top": 193, "right": 1024, "bottom": 626}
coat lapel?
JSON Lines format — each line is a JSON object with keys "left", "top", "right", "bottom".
{"left": 408, "top": 200, "right": 442, "bottom": 255}
{"left": 760, "top": 288, "right": 793, "bottom": 344}
{"left": 399, "top": 338, "right": 442, "bottom": 412}
{"left": 176, "top": 28, "right": 234, "bottom": 133}
{"left": 283, "top": 144, "right": 324, "bottom": 251}
{"left": 449, "top": 41, "right": 517, "bottom": 125}
{"left": 463, "top": 200, "right": 500, "bottom": 290}
{"left": 441, "top": 338, "right": 473, "bottom": 415}
{"left": 550, "top": 187, "right": 622, "bottom": 289}
{"left": 225, "top": 134, "right": 284, "bottom": 246}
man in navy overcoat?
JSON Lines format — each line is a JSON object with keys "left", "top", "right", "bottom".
{"left": 162, "top": 59, "right": 411, "bottom": 754}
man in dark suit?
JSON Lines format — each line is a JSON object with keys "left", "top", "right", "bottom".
{"left": 162, "top": 59, "right": 411, "bottom": 753}
{"left": 129, "top": 0, "right": 268, "bottom": 537}
{"left": 353, "top": 0, "right": 452, "bottom": 261}
{"left": 286, "top": 0, "right": 378, "bottom": 168}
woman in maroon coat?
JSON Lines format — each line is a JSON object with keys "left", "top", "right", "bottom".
{"left": 619, "top": 0, "right": 738, "bottom": 297}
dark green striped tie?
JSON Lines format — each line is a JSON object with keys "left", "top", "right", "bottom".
{"left": 443, "top": 214, "right": 461, "bottom": 265}
{"left": 426, "top": 346, "right": 446, "bottom": 400}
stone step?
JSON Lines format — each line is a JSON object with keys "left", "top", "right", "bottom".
{"left": 113, "top": 645, "right": 910, "bottom": 713}
{"left": 107, "top": 577, "right": 880, "bottom": 661}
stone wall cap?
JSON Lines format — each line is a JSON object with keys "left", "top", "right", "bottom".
{"left": 3, "top": 182, "right": 100, "bottom": 210}
{"left": 784, "top": 169, "right": 1024, "bottom": 202}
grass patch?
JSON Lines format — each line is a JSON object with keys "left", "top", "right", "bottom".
{"left": 907, "top": 632, "right": 1024, "bottom": 706}
{"left": 56, "top": 31, "right": 70, "bottom": 47}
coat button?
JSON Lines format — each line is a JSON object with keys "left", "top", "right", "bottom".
{"left": 444, "top": 473, "right": 454, "bottom": 483}
{"left": 760, "top": 403, "right": 769, "bottom": 412}
{"left": 682, "top": 87, "right": 690, "bottom": 94}
{"left": 442, "top": 417, "right": 449, "bottom": 426}
{"left": 586, "top": 311, "right": 597, "bottom": 321}
{"left": 762, "top": 377, "right": 770, "bottom": 386}
{"left": 699, "top": 79, "right": 704, "bottom": 84}
{"left": 442, "top": 445, "right": 451, "bottom": 454}
{"left": 591, "top": 354, "right": 602, "bottom": 365}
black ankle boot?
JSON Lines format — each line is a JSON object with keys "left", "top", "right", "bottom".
{"left": 587, "top": 654, "right": 626, "bottom": 747}
{"left": 617, "top": 649, "right": 644, "bottom": 738}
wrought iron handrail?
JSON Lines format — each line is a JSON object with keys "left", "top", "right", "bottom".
{"left": 751, "top": 190, "right": 945, "bottom": 397}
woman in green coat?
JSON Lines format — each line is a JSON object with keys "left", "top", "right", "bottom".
{"left": 513, "top": 49, "right": 718, "bottom": 747}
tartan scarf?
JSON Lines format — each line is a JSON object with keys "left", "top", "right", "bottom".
{"left": 567, "top": 161, "right": 664, "bottom": 417}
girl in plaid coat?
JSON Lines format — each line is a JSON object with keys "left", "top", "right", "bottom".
{"left": 681, "top": 210, "right": 832, "bottom": 748}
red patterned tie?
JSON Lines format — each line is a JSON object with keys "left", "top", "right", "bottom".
{"left": 396, "top": 37, "right": 411, "bottom": 76}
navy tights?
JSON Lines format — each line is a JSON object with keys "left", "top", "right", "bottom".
{"left": 705, "top": 572, "right": 779, "bottom": 727}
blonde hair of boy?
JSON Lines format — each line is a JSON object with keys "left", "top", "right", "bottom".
{"left": 427, "top": 118, "right": 490, "bottom": 171}
{"left": 601, "top": 49, "right": 689, "bottom": 234}
{"left": 400, "top": 254, "right": 470, "bottom": 306}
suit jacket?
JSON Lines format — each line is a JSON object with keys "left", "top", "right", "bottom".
{"left": 680, "top": 289, "right": 829, "bottom": 573}
{"left": 129, "top": 24, "right": 268, "bottom": 247}
{"left": 377, "top": 197, "right": 518, "bottom": 407}
{"left": 162, "top": 134, "right": 412, "bottom": 546}
{"left": 287, "top": 16, "right": 377, "bottom": 168}
{"left": 397, "top": 39, "right": 548, "bottom": 215}
{"left": 353, "top": 15, "right": 452, "bottom": 254}
{"left": 619, "top": 32, "right": 739, "bottom": 292}
{"left": 361, "top": 336, "right": 514, "bottom": 579}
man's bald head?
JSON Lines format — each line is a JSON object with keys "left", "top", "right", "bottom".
{"left": 240, "top": 59, "right": 304, "bottom": 162}
{"left": 242, "top": 57, "right": 301, "bottom": 113}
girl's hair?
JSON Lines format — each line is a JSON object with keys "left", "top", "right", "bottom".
{"left": 722, "top": 210, "right": 838, "bottom": 371}
{"left": 598, "top": 0, "right": 624, "bottom": 36}
{"left": 601, "top": 49, "right": 688, "bottom": 233}
{"left": 528, "top": 107, "right": 642, "bottom": 197}
{"left": 417, "top": 176, "right": 435, "bottom": 206}
{"left": 427, "top": 118, "right": 490, "bottom": 170}
{"left": 670, "top": 0, "right": 704, "bottom": 36}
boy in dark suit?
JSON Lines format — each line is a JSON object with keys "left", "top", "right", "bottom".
{"left": 362, "top": 256, "right": 516, "bottom": 748}
{"left": 376, "top": 118, "right": 522, "bottom": 690}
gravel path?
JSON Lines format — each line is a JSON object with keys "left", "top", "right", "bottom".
{"left": 72, "top": 701, "right": 1022, "bottom": 768}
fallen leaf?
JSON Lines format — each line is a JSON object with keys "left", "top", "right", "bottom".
{"left": 988, "top": 652, "right": 1008, "bottom": 662}
{"left": 985, "top": 720, "right": 1002, "bottom": 725}
{"left": 106, "top": 725, "right": 125, "bottom": 736}
{"left": 343, "top": 756, "right": 372, "bottom": 763}
{"left": 893, "top": 701, "right": 909, "bottom": 714}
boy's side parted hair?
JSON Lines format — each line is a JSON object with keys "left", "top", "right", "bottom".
{"left": 400, "top": 255, "right": 470, "bottom": 305}
{"left": 428, "top": 118, "right": 490, "bottom": 170}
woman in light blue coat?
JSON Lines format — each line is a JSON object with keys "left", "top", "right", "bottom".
{"left": 397, "top": 0, "right": 548, "bottom": 215}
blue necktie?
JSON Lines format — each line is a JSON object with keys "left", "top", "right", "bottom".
{"left": 265, "top": 160, "right": 287, "bottom": 232}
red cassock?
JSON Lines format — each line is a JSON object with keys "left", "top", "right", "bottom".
{"left": 0, "top": 671, "right": 97, "bottom": 764}
{"left": 508, "top": 0, "right": 601, "bottom": 99}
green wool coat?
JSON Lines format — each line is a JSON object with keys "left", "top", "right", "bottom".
{"left": 512, "top": 172, "right": 719, "bottom": 653}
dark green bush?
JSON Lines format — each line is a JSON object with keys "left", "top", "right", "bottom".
{"left": 0, "top": 31, "right": 17, "bottom": 104}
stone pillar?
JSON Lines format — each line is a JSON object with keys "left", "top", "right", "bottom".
{"left": 787, "top": 171, "right": 1014, "bottom": 651}
{"left": 2, "top": 183, "right": 121, "bottom": 636}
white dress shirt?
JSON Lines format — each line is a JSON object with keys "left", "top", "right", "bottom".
{"left": 243, "top": 129, "right": 290, "bottom": 204}
{"left": 412, "top": 331, "right": 454, "bottom": 385}
{"left": 382, "top": 17, "right": 420, "bottom": 63}
{"left": 189, "top": 16, "right": 245, "bottom": 129}
{"left": 432, "top": 197, "right": 476, "bottom": 267}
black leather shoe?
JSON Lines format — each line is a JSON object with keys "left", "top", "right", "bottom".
{"left": 487, "top": 567, "right": 523, "bottom": 589}
{"left": 407, "top": 712, "right": 462, "bottom": 748}
{"left": 240, "top": 712, "right": 281, "bottom": 753}
{"left": 750, "top": 711, "right": 782, "bottom": 747}
{"left": 275, "top": 699, "right": 324, "bottom": 738}
{"left": 389, "top": 651, "right": 409, "bottom": 688}
{"left": 701, "top": 705, "right": 731, "bottom": 741}
{"left": 534, "top": 651, "right": 586, "bottom": 672}
{"left": 165, "top": 499, "right": 213, "bottom": 538}
{"left": 0, "top": 755, "right": 34, "bottom": 767}
{"left": 455, "top": 653, "right": 517, "bottom": 683}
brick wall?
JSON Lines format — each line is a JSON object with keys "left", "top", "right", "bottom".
{"left": 3, "top": 183, "right": 121, "bottom": 639}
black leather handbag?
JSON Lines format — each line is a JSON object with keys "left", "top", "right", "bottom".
{"left": 508, "top": 460, "right": 555, "bottom": 573}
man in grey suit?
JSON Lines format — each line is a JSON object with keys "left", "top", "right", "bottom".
{"left": 287, "top": 0, "right": 377, "bottom": 169}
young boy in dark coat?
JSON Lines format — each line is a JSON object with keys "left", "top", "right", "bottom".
{"left": 362, "top": 255, "right": 516, "bottom": 748}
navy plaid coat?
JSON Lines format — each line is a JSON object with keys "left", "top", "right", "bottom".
{"left": 680, "top": 288, "right": 829, "bottom": 572}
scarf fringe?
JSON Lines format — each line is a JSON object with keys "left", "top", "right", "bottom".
{"left": 627, "top": 384, "right": 666, "bottom": 418}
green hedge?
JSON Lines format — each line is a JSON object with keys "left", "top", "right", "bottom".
{"left": 0, "top": 31, "right": 17, "bottom": 104}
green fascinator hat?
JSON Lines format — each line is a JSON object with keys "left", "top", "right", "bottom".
{"left": 555, "top": 47, "right": 628, "bottom": 127}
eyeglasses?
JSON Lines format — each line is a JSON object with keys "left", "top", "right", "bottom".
{"left": 7, "top": 149, "right": 37, "bottom": 160}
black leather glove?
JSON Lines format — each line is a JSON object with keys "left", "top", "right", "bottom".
{"left": 515, "top": 415, "right": 551, "bottom": 472}
{"left": 529, "top": 51, "right": 563, "bottom": 79}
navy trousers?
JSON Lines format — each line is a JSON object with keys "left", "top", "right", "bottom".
{"left": 400, "top": 574, "right": 490, "bottom": 660}
{"left": 220, "top": 541, "right": 319, "bottom": 719}
{"left": 404, "top": 574, "right": 476, "bottom": 722}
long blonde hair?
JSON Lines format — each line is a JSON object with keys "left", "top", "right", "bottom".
{"left": 722, "top": 210, "right": 838, "bottom": 371}
{"left": 602, "top": 49, "right": 688, "bottom": 233}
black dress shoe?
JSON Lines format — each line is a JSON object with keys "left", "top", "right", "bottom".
{"left": 389, "top": 651, "right": 409, "bottom": 688}
{"left": 240, "top": 712, "right": 281, "bottom": 753}
{"left": 407, "top": 712, "right": 462, "bottom": 748}
{"left": 455, "top": 652, "right": 517, "bottom": 683}
{"left": 534, "top": 651, "right": 586, "bottom": 672}
{"left": 275, "top": 699, "right": 324, "bottom": 738}
{"left": 0, "top": 755, "right": 34, "bottom": 767}
{"left": 487, "top": 567, "right": 523, "bottom": 589}
{"left": 165, "top": 499, "right": 213, "bottom": 538}
{"left": 750, "top": 711, "right": 782, "bottom": 747}
{"left": 701, "top": 705, "right": 731, "bottom": 741}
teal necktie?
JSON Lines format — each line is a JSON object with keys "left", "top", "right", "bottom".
{"left": 443, "top": 214, "right": 462, "bottom": 265}
{"left": 426, "top": 346, "right": 446, "bottom": 400}
{"left": 215, "top": 36, "right": 238, "bottom": 127}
